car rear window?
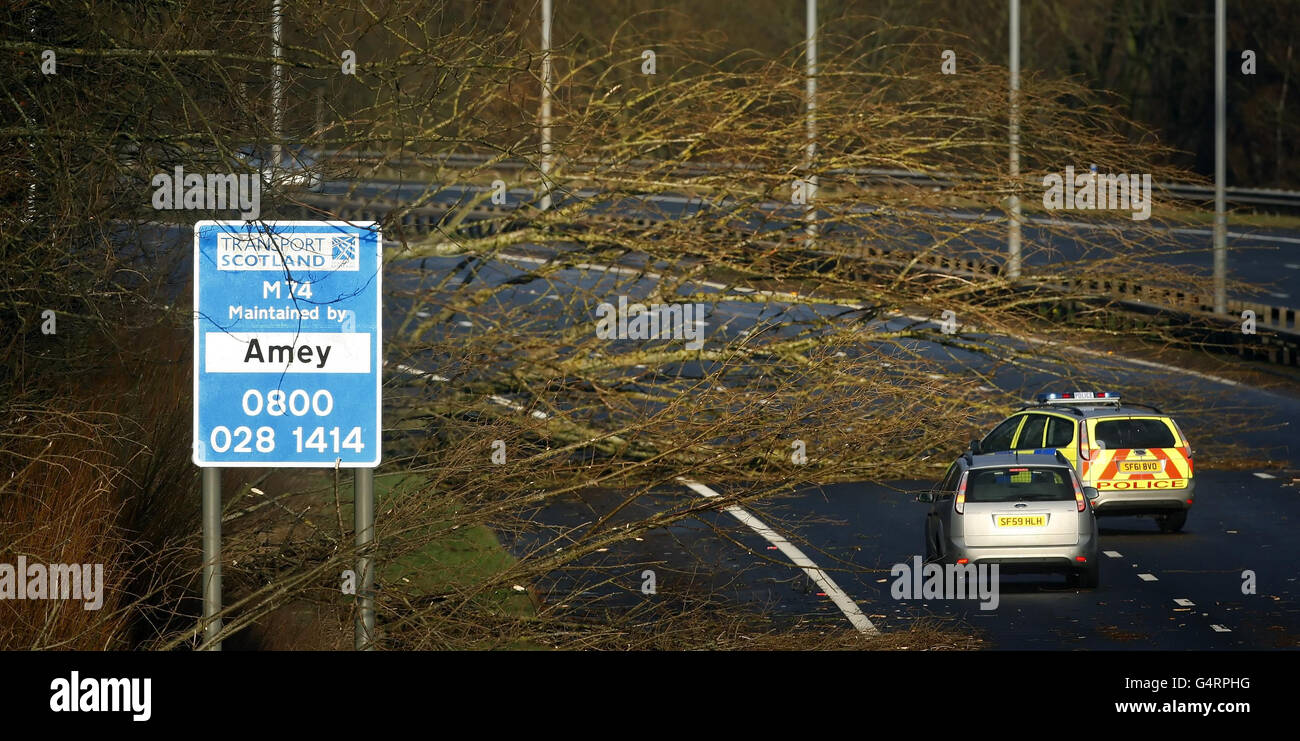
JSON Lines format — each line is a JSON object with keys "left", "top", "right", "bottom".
{"left": 966, "top": 467, "right": 1074, "bottom": 502}
{"left": 1092, "top": 418, "right": 1176, "bottom": 449}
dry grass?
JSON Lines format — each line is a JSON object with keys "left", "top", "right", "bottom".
{"left": 1, "top": 321, "right": 197, "bottom": 650}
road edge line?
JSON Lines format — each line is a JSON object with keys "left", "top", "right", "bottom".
{"left": 677, "top": 478, "right": 880, "bottom": 636}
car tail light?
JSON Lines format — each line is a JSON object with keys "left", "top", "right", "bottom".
{"left": 1078, "top": 421, "right": 1091, "bottom": 461}
{"left": 1069, "top": 472, "right": 1086, "bottom": 512}
{"left": 957, "top": 558, "right": 970, "bottom": 565}
{"left": 954, "top": 473, "right": 968, "bottom": 515}
{"left": 1169, "top": 419, "right": 1194, "bottom": 473}
{"left": 1075, "top": 556, "right": 1088, "bottom": 562}
{"left": 1171, "top": 419, "right": 1193, "bottom": 456}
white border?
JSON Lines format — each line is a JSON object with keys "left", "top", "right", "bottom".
{"left": 193, "top": 220, "right": 382, "bottom": 468}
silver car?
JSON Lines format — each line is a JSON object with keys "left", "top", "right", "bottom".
{"left": 918, "top": 451, "right": 1101, "bottom": 587}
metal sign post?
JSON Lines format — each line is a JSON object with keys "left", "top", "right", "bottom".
{"left": 194, "top": 220, "right": 383, "bottom": 650}
{"left": 1008, "top": 0, "right": 1022, "bottom": 280}
{"left": 355, "top": 469, "right": 375, "bottom": 650}
{"left": 1213, "top": 0, "right": 1227, "bottom": 314}
{"left": 539, "top": 0, "right": 554, "bottom": 211}
{"left": 271, "top": 0, "right": 284, "bottom": 170}
{"left": 201, "top": 468, "right": 222, "bottom": 650}
{"left": 804, "top": 0, "right": 818, "bottom": 248}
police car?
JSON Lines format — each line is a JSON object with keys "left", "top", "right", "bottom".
{"left": 972, "top": 392, "right": 1195, "bottom": 532}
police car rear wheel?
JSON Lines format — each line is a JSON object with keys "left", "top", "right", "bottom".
{"left": 1156, "top": 510, "right": 1187, "bottom": 533}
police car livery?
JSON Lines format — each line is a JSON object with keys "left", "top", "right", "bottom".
{"left": 973, "top": 392, "right": 1194, "bottom": 532}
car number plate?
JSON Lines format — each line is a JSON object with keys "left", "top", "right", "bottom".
{"left": 1119, "top": 460, "right": 1163, "bottom": 473}
{"left": 996, "top": 515, "right": 1046, "bottom": 527}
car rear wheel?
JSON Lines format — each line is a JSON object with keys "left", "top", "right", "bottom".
{"left": 1156, "top": 510, "right": 1187, "bottom": 533}
{"left": 1069, "top": 560, "right": 1099, "bottom": 588}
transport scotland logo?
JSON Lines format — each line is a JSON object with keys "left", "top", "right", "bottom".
{"left": 332, "top": 235, "right": 357, "bottom": 263}
{"left": 216, "top": 232, "right": 361, "bottom": 271}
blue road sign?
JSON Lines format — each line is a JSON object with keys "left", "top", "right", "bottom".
{"left": 193, "top": 221, "right": 382, "bottom": 467}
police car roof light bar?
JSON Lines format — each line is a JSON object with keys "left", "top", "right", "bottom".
{"left": 1034, "top": 391, "right": 1121, "bottom": 406}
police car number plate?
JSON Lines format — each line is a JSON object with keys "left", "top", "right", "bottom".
{"left": 1119, "top": 460, "right": 1163, "bottom": 473}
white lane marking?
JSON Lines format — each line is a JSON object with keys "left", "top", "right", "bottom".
{"left": 1170, "top": 227, "right": 1300, "bottom": 246}
{"left": 394, "top": 362, "right": 543, "bottom": 417}
{"left": 1013, "top": 334, "right": 1243, "bottom": 387}
{"left": 391, "top": 362, "right": 449, "bottom": 382}
{"left": 1103, "top": 550, "right": 1123, "bottom": 558}
{"left": 1138, "top": 573, "right": 1159, "bottom": 582}
{"left": 1174, "top": 598, "right": 1195, "bottom": 607}
{"left": 1211, "top": 624, "right": 1232, "bottom": 632}
{"left": 678, "top": 478, "right": 880, "bottom": 636}
{"left": 488, "top": 394, "right": 550, "bottom": 419}
{"left": 1253, "top": 472, "right": 1277, "bottom": 479}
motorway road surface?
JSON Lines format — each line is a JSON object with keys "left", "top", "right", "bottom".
{"left": 502, "top": 469, "right": 1300, "bottom": 649}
